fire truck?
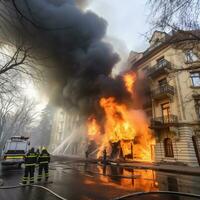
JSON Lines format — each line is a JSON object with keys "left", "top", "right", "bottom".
{"left": 1, "top": 136, "right": 30, "bottom": 167}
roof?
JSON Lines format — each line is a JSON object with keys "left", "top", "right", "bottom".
{"left": 132, "top": 30, "right": 200, "bottom": 69}
{"left": 149, "top": 30, "right": 168, "bottom": 43}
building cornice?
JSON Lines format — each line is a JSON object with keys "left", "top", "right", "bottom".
{"left": 132, "top": 30, "right": 200, "bottom": 70}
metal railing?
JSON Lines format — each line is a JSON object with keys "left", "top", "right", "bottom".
{"left": 147, "top": 59, "right": 171, "bottom": 77}
{"left": 151, "top": 115, "right": 178, "bottom": 127}
{"left": 151, "top": 84, "right": 175, "bottom": 98}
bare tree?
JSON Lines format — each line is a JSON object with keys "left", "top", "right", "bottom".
{"left": 0, "top": 42, "right": 43, "bottom": 95}
{"left": 31, "top": 104, "right": 55, "bottom": 147}
{"left": 0, "top": 97, "right": 41, "bottom": 152}
{"left": 149, "top": 0, "right": 200, "bottom": 31}
{"left": 0, "top": 95, "right": 14, "bottom": 140}
{"left": 147, "top": 0, "right": 200, "bottom": 71}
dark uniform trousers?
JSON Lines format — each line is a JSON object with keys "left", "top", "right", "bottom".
{"left": 37, "top": 151, "right": 50, "bottom": 181}
{"left": 38, "top": 162, "right": 49, "bottom": 181}
{"left": 22, "top": 165, "right": 35, "bottom": 184}
{"left": 22, "top": 152, "right": 37, "bottom": 184}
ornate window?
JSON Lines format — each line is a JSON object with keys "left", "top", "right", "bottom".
{"left": 164, "top": 138, "right": 174, "bottom": 157}
{"left": 191, "top": 72, "right": 200, "bottom": 87}
{"left": 185, "top": 50, "right": 199, "bottom": 63}
{"left": 161, "top": 102, "right": 170, "bottom": 123}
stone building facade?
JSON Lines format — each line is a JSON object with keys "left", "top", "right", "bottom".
{"left": 48, "top": 108, "right": 87, "bottom": 156}
{"left": 49, "top": 108, "right": 67, "bottom": 153}
{"left": 131, "top": 30, "right": 200, "bottom": 167}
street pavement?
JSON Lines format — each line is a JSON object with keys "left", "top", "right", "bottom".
{"left": 0, "top": 159, "right": 200, "bottom": 200}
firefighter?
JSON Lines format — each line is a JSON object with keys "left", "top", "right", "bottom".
{"left": 35, "top": 148, "right": 40, "bottom": 168}
{"left": 102, "top": 148, "right": 107, "bottom": 165}
{"left": 85, "top": 149, "right": 89, "bottom": 159}
{"left": 37, "top": 148, "right": 50, "bottom": 182}
{"left": 36, "top": 148, "right": 40, "bottom": 157}
{"left": 22, "top": 147, "right": 37, "bottom": 184}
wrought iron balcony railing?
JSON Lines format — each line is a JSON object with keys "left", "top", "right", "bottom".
{"left": 151, "top": 84, "right": 175, "bottom": 100}
{"left": 147, "top": 59, "right": 171, "bottom": 78}
{"left": 151, "top": 115, "right": 178, "bottom": 128}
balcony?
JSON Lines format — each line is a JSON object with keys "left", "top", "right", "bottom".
{"left": 150, "top": 115, "right": 178, "bottom": 129}
{"left": 147, "top": 59, "right": 172, "bottom": 78}
{"left": 151, "top": 84, "right": 175, "bottom": 100}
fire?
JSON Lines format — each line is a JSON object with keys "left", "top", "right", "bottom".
{"left": 123, "top": 71, "right": 136, "bottom": 95}
{"left": 98, "top": 97, "right": 154, "bottom": 161}
{"left": 87, "top": 116, "right": 101, "bottom": 141}
{"left": 86, "top": 70, "right": 155, "bottom": 162}
{"left": 97, "top": 166, "right": 159, "bottom": 192}
{"left": 99, "top": 97, "right": 136, "bottom": 157}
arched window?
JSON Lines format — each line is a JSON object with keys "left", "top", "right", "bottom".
{"left": 164, "top": 138, "right": 174, "bottom": 157}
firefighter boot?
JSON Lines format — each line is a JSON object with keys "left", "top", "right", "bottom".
{"left": 22, "top": 177, "right": 27, "bottom": 185}
{"left": 30, "top": 177, "right": 34, "bottom": 184}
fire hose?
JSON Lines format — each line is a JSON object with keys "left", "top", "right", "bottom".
{"left": 113, "top": 191, "right": 200, "bottom": 199}
{"left": 0, "top": 183, "right": 68, "bottom": 200}
{"left": 1, "top": 179, "right": 200, "bottom": 200}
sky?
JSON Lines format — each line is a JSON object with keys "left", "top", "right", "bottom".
{"left": 87, "top": 0, "right": 150, "bottom": 53}
{"left": 25, "top": 0, "right": 152, "bottom": 103}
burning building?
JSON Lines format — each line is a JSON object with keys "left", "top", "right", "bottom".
{"left": 0, "top": 0, "right": 155, "bottom": 162}
{"left": 86, "top": 72, "right": 155, "bottom": 162}
{"left": 131, "top": 30, "right": 200, "bottom": 167}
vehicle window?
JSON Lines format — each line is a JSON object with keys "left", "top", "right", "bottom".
{"left": 16, "top": 142, "right": 27, "bottom": 150}
{"left": 6, "top": 141, "right": 27, "bottom": 151}
{"left": 8, "top": 142, "right": 17, "bottom": 150}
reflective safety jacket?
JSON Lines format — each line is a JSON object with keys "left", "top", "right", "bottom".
{"left": 24, "top": 152, "right": 37, "bottom": 167}
{"left": 38, "top": 151, "right": 50, "bottom": 165}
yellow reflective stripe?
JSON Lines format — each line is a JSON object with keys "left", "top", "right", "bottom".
{"left": 39, "top": 156, "right": 49, "bottom": 158}
{"left": 25, "top": 156, "right": 37, "bottom": 158}
{"left": 25, "top": 164, "right": 36, "bottom": 166}
{"left": 39, "top": 161, "right": 48, "bottom": 164}
{"left": 6, "top": 156, "right": 24, "bottom": 159}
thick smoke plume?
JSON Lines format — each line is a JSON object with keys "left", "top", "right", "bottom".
{"left": 75, "top": 0, "right": 92, "bottom": 9}
{"left": 0, "top": 0, "right": 132, "bottom": 118}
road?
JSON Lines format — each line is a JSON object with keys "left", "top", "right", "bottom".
{"left": 0, "top": 159, "right": 200, "bottom": 200}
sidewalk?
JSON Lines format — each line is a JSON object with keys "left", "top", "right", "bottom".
{"left": 109, "top": 161, "right": 200, "bottom": 176}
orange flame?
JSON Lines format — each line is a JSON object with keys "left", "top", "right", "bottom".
{"left": 123, "top": 71, "right": 136, "bottom": 95}
{"left": 98, "top": 97, "right": 154, "bottom": 161}
{"left": 87, "top": 116, "right": 101, "bottom": 141}
{"left": 86, "top": 71, "right": 155, "bottom": 162}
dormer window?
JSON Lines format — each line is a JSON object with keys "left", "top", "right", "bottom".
{"left": 185, "top": 50, "right": 199, "bottom": 63}
{"left": 157, "top": 56, "right": 165, "bottom": 63}
{"left": 149, "top": 31, "right": 167, "bottom": 47}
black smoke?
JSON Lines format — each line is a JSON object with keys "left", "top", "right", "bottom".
{"left": 0, "top": 0, "right": 132, "bottom": 117}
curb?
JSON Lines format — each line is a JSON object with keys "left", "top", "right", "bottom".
{"left": 114, "top": 163, "right": 200, "bottom": 176}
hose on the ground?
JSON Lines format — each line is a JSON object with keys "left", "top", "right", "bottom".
{"left": 113, "top": 191, "right": 200, "bottom": 199}
{"left": 0, "top": 183, "right": 68, "bottom": 200}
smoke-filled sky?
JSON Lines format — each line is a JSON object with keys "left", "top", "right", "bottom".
{"left": 87, "top": 0, "right": 150, "bottom": 52}
{"left": 0, "top": 0, "right": 150, "bottom": 119}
